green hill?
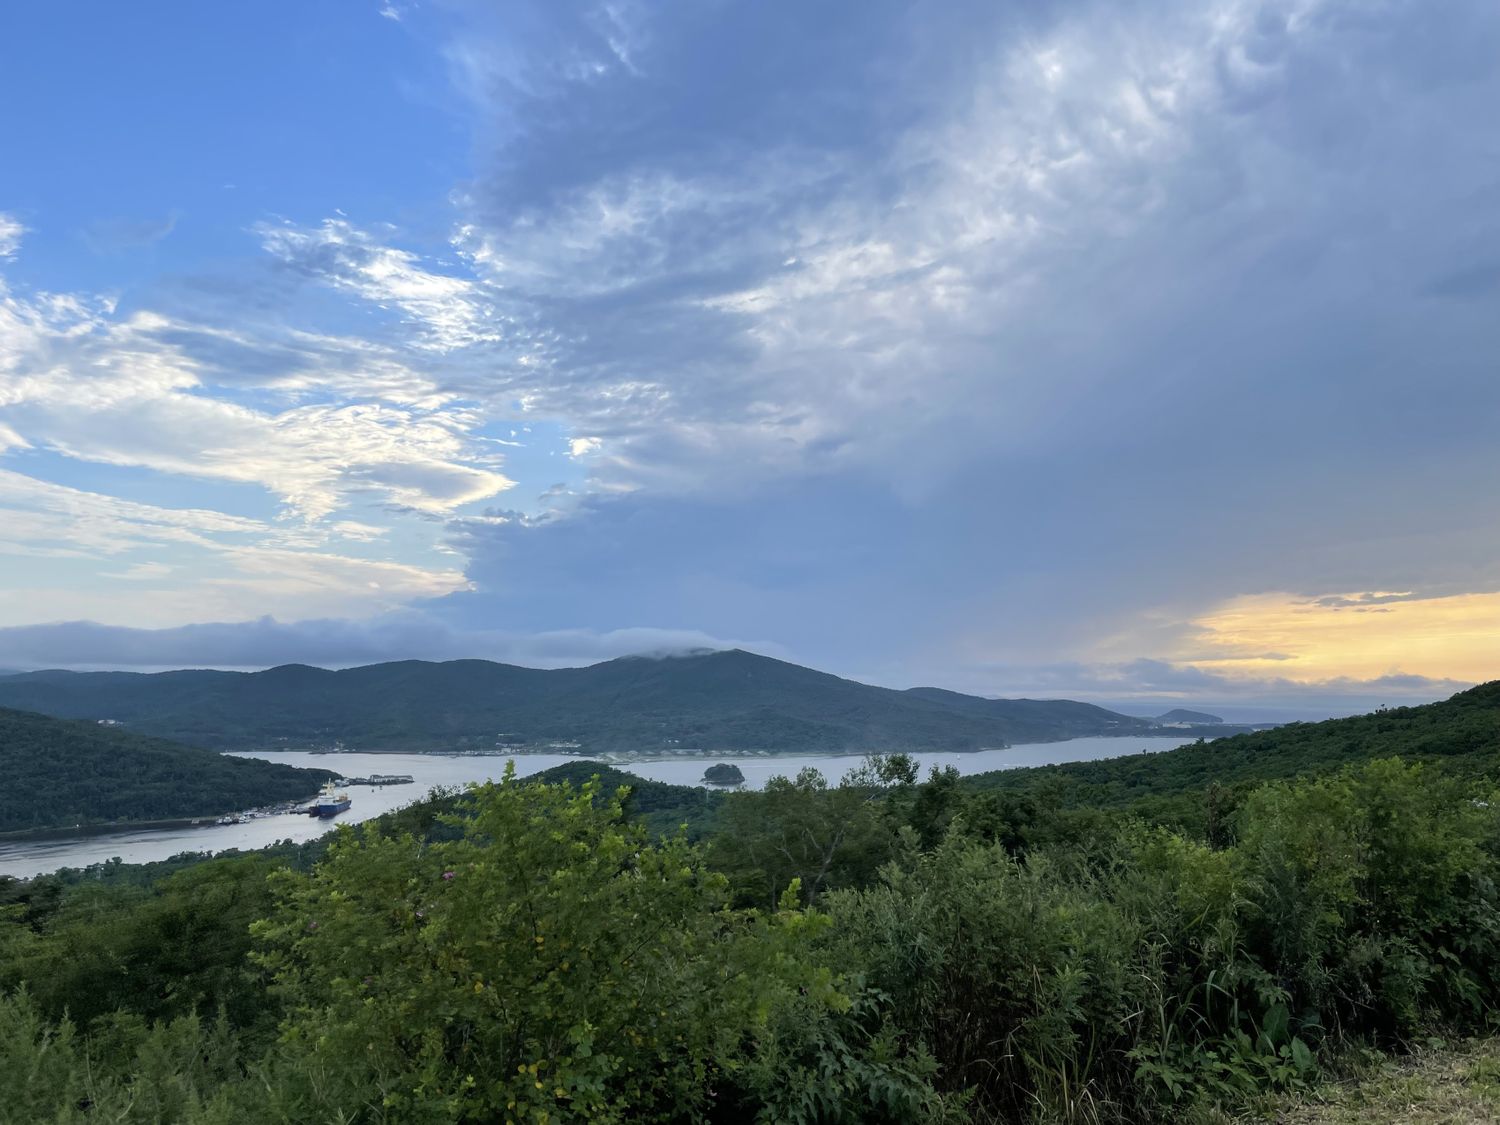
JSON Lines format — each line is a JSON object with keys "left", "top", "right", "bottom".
{"left": 962, "top": 680, "right": 1500, "bottom": 821}
{"left": 1156, "top": 707, "right": 1223, "bottom": 724}
{"left": 0, "top": 649, "right": 1158, "bottom": 752}
{"left": 0, "top": 707, "right": 336, "bottom": 832}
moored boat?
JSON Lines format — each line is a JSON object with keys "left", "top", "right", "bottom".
{"left": 314, "top": 782, "right": 352, "bottom": 818}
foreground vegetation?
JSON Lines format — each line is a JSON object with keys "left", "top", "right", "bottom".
{"left": 3, "top": 682, "right": 1499, "bottom": 1122}
{"left": 0, "top": 708, "right": 335, "bottom": 833}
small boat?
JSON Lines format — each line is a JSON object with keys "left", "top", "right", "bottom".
{"left": 314, "top": 781, "right": 352, "bottom": 818}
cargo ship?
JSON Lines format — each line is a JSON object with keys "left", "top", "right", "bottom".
{"left": 313, "top": 782, "right": 352, "bottom": 818}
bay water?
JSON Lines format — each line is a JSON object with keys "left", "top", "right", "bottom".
{"left": 0, "top": 735, "right": 1193, "bottom": 878}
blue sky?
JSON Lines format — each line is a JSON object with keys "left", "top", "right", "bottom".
{"left": 0, "top": 0, "right": 1497, "bottom": 713}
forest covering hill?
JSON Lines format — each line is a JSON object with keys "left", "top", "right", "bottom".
{"left": 958, "top": 680, "right": 1500, "bottom": 833}
{"left": 0, "top": 648, "right": 1168, "bottom": 752}
{"left": 1157, "top": 707, "right": 1224, "bottom": 724}
{"left": 0, "top": 708, "right": 335, "bottom": 832}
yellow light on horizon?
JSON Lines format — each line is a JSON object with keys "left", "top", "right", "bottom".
{"left": 1178, "top": 589, "right": 1500, "bottom": 684}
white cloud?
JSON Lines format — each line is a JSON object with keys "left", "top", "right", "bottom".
{"left": 0, "top": 278, "right": 514, "bottom": 521}
{"left": 0, "top": 469, "right": 270, "bottom": 555}
{"left": 101, "top": 562, "right": 176, "bottom": 581}
{"left": 0, "top": 469, "right": 469, "bottom": 626}
{"left": 0, "top": 212, "right": 23, "bottom": 259}
{"left": 257, "top": 218, "right": 511, "bottom": 352}
{"left": 0, "top": 477, "right": 465, "bottom": 630}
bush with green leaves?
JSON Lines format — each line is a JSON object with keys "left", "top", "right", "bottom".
{"left": 824, "top": 758, "right": 1500, "bottom": 1121}
{"left": 1234, "top": 757, "right": 1500, "bottom": 1038}
{"left": 250, "top": 764, "right": 946, "bottom": 1124}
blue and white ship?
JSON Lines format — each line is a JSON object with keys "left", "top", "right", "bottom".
{"left": 314, "top": 782, "right": 352, "bottom": 818}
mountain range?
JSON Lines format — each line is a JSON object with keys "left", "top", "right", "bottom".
{"left": 0, "top": 649, "right": 1188, "bottom": 753}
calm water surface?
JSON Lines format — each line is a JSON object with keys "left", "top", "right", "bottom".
{"left": 0, "top": 735, "right": 1192, "bottom": 878}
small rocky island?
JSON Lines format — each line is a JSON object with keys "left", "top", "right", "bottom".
{"left": 702, "top": 762, "right": 745, "bottom": 786}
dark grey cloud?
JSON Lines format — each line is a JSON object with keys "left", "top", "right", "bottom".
{"left": 1422, "top": 259, "right": 1500, "bottom": 301}
{"left": 403, "top": 0, "right": 1500, "bottom": 703}
{"left": 1309, "top": 592, "right": 1425, "bottom": 609}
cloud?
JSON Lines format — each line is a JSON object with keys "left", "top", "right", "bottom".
{"left": 100, "top": 562, "right": 176, "bottom": 581}
{"left": 0, "top": 470, "right": 470, "bottom": 626}
{"left": 3, "top": 1, "right": 1499, "bottom": 708}
{"left": 0, "top": 266, "right": 514, "bottom": 521}
{"left": 79, "top": 213, "right": 178, "bottom": 255}
{"left": 0, "top": 213, "right": 22, "bottom": 259}
{"left": 1308, "top": 591, "right": 1423, "bottom": 609}
{"left": 1423, "top": 260, "right": 1500, "bottom": 300}
{"left": 1165, "top": 588, "right": 1500, "bottom": 684}
{"left": 403, "top": 0, "right": 1500, "bottom": 692}
{"left": 407, "top": 0, "right": 1498, "bottom": 516}
{"left": 0, "top": 614, "right": 762, "bottom": 671}
{"left": 257, "top": 218, "right": 512, "bottom": 353}
{"left": 932, "top": 655, "right": 1475, "bottom": 715}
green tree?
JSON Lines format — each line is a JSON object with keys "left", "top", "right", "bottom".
{"left": 710, "top": 759, "right": 909, "bottom": 909}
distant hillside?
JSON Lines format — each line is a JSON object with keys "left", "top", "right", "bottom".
{"left": 1156, "top": 708, "right": 1223, "bottom": 724}
{"left": 529, "top": 760, "right": 725, "bottom": 839}
{"left": 964, "top": 681, "right": 1500, "bottom": 815}
{"left": 0, "top": 708, "right": 336, "bottom": 833}
{"left": 0, "top": 649, "right": 1158, "bottom": 753}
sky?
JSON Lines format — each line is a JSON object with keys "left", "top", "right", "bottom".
{"left": 0, "top": 0, "right": 1496, "bottom": 716}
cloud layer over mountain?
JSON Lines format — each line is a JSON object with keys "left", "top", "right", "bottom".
{"left": 0, "top": 0, "right": 1496, "bottom": 708}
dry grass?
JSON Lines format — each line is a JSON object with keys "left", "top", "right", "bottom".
{"left": 1241, "top": 1040, "right": 1500, "bottom": 1125}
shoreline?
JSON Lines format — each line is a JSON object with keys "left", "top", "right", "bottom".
{"left": 229, "top": 731, "right": 1221, "bottom": 762}
{"left": 0, "top": 815, "right": 223, "bottom": 844}
{"left": 0, "top": 795, "right": 326, "bottom": 845}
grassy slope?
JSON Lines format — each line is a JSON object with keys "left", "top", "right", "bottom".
{"left": 0, "top": 707, "right": 336, "bottom": 832}
{"left": 1239, "top": 1041, "right": 1500, "bottom": 1124}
